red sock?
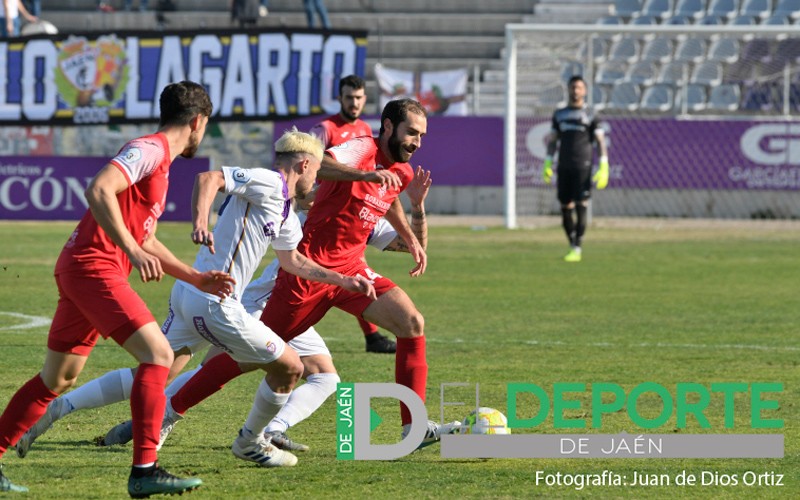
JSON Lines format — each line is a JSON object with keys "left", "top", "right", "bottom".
{"left": 170, "top": 353, "right": 243, "bottom": 415}
{"left": 0, "top": 375, "right": 58, "bottom": 457}
{"left": 131, "top": 363, "right": 169, "bottom": 465}
{"left": 358, "top": 317, "right": 379, "bottom": 336}
{"left": 396, "top": 336, "right": 428, "bottom": 426}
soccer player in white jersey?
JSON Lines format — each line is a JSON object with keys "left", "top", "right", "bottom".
{"left": 95, "top": 179, "right": 429, "bottom": 454}
{"left": 14, "top": 129, "right": 380, "bottom": 468}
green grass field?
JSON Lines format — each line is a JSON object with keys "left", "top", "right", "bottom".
{"left": 0, "top": 220, "right": 797, "bottom": 499}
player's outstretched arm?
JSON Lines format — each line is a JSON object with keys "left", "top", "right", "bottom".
{"left": 383, "top": 166, "right": 431, "bottom": 252}
{"left": 384, "top": 198, "right": 426, "bottom": 277}
{"left": 318, "top": 155, "right": 401, "bottom": 190}
{"left": 141, "top": 232, "right": 235, "bottom": 299}
{"left": 85, "top": 163, "right": 164, "bottom": 283}
{"left": 191, "top": 170, "right": 226, "bottom": 254}
{"left": 275, "top": 249, "right": 377, "bottom": 300}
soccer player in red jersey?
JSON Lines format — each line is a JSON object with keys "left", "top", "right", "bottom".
{"left": 310, "top": 74, "right": 396, "bottom": 354}
{"left": 0, "top": 81, "right": 234, "bottom": 497}
{"left": 163, "top": 98, "right": 456, "bottom": 448}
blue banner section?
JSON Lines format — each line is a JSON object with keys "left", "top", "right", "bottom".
{"left": 0, "top": 27, "right": 367, "bottom": 126}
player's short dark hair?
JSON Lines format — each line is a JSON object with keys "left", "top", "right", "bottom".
{"left": 339, "top": 74, "right": 366, "bottom": 94}
{"left": 379, "top": 98, "right": 427, "bottom": 137}
{"left": 568, "top": 75, "right": 585, "bottom": 86}
{"left": 159, "top": 81, "right": 213, "bottom": 127}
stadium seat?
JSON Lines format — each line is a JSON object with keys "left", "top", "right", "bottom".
{"left": 590, "top": 85, "right": 609, "bottom": 110}
{"left": 729, "top": 13, "right": 757, "bottom": 23}
{"left": 640, "top": 83, "right": 675, "bottom": 111}
{"left": 614, "top": 0, "right": 644, "bottom": 19}
{"left": 595, "top": 61, "right": 629, "bottom": 86}
{"left": 773, "top": 38, "right": 800, "bottom": 67}
{"left": 657, "top": 61, "right": 690, "bottom": 84}
{"left": 739, "top": 0, "right": 772, "bottom": 20}
{"left": 641, "top": 36, "right": 675, "bottom": 63}
{"left": 578, "top": 37, "right": 609, "bottom": 63}
{"left": 762, "top": 13, "right": 790, "bottom": 24}
{"left": 630, "top": 14, "right": 659, "bottom": 23}
{"left": 707, "top": 36, "right": 740, "bottom": 64}
{"left": 663, "top": 14, "right": 693, "bottom": 23}
{"left": 674, "top": 36, "right": 708, "bottom": 63}
{"left": 707, "top": 0, "right": 740, "bottom": 20}
{"left": 561, "top": 61, "right": 584, "bottom": 82}
{"left": 675, "top": 83, "right": 708, "bottom": 111}
{"left": 741, "top": 38, "right": 772, "bottom": 63}
{"left": 625, "top": 61, "right": 659, "bottom": 85}
{"left": 774, "top": 0, "right": 800, "bottom": 20}
{"left": 640, "top": 0, "right": 675, "bottom": 20}
{"left": 607, "top": 82, "right": 642, "bottom": 110}
{"left": 698, "top": 13, "right": 725, "bottom": 23}
{"left": 675, "top": 0, "right": 708, "bottom": 20}
{"left": 691, "top": 61, "right": 723, "bottom": 86}
{"left": 708, "top": 83, "right": 742, "bottom": 110}
{"left": 608, "top": 36, "right": 641, "bottom": 63}
{"left": 725, "top": 58, "right": 759, "bottom": 81}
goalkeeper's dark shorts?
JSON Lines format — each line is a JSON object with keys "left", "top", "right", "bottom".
{"left": 557, "top": 164, "right": 592, "bottom": 205}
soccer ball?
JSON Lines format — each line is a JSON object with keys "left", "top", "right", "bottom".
{"left": 460, "top": 407, "right": 510, "bottom": 435}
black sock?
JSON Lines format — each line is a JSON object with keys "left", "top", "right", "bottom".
{"left": 561, "top": 207, "right": 576, "bottom": 246}
{"left": 575, "top": 204, "right": 587, "bottom": 248}
{"left": 130, "top": 464, "right": 157, "bottom": 478}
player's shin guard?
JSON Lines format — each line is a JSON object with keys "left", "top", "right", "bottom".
{"left": 131, "top": 363, "right": 169, "bottom": 465}
{"left": 266, "top": 372, "right": 340, "bottom": 433}
{"left": 575, "top": 203, "right": 587, "bottom": 248}
{"left": 243, "top": 379, "right": 290, "bottom": 436}
{"left": 0, "top": 375, "right": 57, "bottom": 455}
{"left": 396, "top": 336, "right": 428, "bottom": 426}
{"left": 561, "top": 206, "right": 576, "bottom": 246}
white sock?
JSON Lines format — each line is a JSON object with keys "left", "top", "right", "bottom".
{"left": 265, "top": 373, "right": 339, "bottom": 433}
{"left": 165, "top": 366, "right": 201, "bottom": 398}
{"left": 63, "top": 368, "right": 134, "bottom": 412}
{"left": 242, "top": 378, "right": 290, "bottom": 438}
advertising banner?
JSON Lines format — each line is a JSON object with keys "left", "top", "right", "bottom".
{"left": 0, "top": 156, "right": 210, "bottom": 221}
{"left": 518, "top": 118, "right": 800, "bottom": 191}
{"left": 0, "top": 27, "right": 367, "bottom": 126}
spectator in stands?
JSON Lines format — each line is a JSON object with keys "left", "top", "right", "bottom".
{"left": 1, "top": 0, "right": 37, "bottom": 37}
{"left": 22, "top": 0, "right": 38, "bottom": 17}
{"left": 231, "top": 0, "right": 259, "bottom": 27}
{"left": 303, "top": 0, "right": 331, "bottom": 29}
{"left": 542, "top": 75, "right": 609, "bottom": 263}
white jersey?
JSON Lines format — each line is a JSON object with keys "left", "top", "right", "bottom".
{"left": 178, "top": 166, "right": 302, "bottom": 303}
{"left": 241, "top": 215, "right": 396, "bottom": 316}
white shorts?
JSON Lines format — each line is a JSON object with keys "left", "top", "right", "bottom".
{"left": 162, "top": 283, "right": 286, "bottom": 365}
{"left": 242, "top": 300, "right": 331, "bottom": 358}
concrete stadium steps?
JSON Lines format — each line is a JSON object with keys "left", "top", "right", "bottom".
{"left": 42, "top": 0, "right": 536, "bottom": 15}
{"left": 40, "top": 11, "right": 522, "bottom": 36}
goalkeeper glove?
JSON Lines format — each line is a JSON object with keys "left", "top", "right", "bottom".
{"left": 542, "top": 156, "right": 553, "bottom": 184}
{"left": 593, "top": 156, "right": 609, "bottom": 190}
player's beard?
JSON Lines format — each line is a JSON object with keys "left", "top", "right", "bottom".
{"left": 341, "top": 107, "right": 360, "bottom": 122}
{"left": 180, "top": 131, "right": 200, "bottom": 158}
{"left": 387, "top": 128, "right": 413, "bottom": 163}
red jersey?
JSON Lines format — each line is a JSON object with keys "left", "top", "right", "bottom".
{"left": 299, "top": 137, "right": 413, "bottom": 268}
{"left": 55, "top": 133, "right": 172, "bottom": 276}
{"left": 309, "top": 114, "right": 372, "bottom": 148}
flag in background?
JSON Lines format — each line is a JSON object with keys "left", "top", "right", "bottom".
{"left": 375, "top": 64, "right": 468, "bottom": 116}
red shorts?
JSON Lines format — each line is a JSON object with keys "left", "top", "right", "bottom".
{"left": 48, "top": 270, "right": 155, "bottom": 356}
{"left": 261, "top": 260, "right": 396, "bottom": 342}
